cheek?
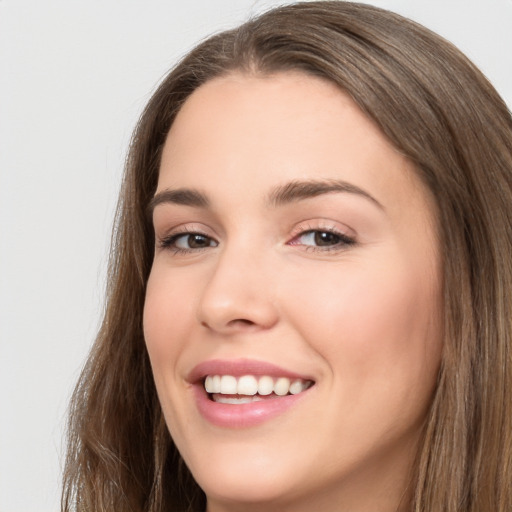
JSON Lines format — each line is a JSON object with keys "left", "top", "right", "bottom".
{"left": 284, "top": 253, "right": 442, "bottom": 397}
{"left": 142, "top": 265, "right": 204, "bottom": 445}
{"left": 143, "top": 266, "right": 195, "bottom": 382}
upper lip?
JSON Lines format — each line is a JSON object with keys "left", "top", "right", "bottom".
{"left": 187, "top": 358, "right": 315, "bottom": 384}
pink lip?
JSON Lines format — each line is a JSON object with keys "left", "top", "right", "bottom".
{"left": 187, "top": 358, "right": 315, "bottom": 429}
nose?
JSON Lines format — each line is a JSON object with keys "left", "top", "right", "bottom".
{"left": 196, "top": 246, "right": 279, "bottom": 335}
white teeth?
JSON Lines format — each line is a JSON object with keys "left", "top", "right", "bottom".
{"left": 220, "top": 375, "right": 237, "bottom": 394}
{"left": 216, "top": 395, "right": 264, "bottom": 404}
{"left": 274, "top": 377, "right": 291, "bottom": 396}
{"left": 205, "top": 375, "right": 222, "bottom": 393}
{"left": 204, "top": 374, "right": 312, "bottom": 397}
{"left": 258, "top": 376, "right": 274, "bottom": 395}
{"left": 212, "top": 375, "right": 221, "bottom": 393}
{"left": 237, "top": 375, "right": 258, "bottom": 395}
{"left": 289, "top": 379, "right": 305, "bottom": 395}
{"left": 205, "top": 375, "right": 214, "bottom": 393}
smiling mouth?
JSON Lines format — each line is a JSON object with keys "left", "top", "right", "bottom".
{"left": 204, "top": 374, "right": 314, "bottom": 403}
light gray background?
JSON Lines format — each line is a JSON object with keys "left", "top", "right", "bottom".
{"left": 1, "top": 1, "right": 511, "bottom": 511}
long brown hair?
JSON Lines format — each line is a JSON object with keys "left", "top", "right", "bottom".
{"left": 62, "top": 2, "right": 512, "bottom": 511}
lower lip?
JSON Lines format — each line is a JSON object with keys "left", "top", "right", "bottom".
{"left": 193, "top": 385, "right": 311, "bottom": 428}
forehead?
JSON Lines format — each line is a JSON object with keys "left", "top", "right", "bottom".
{"left": 158, "top": 72, "right": 435, "bottom": 223}
{"left": 164, "top": 72, "right": 391, "bottom": 162}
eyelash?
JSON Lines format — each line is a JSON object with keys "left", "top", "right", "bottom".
{"left": 157, "top": 226, "right": 356, "bottom": 255}
{"left": 287, "top": 223, "right": 356, "bottom": 253}
{"left": 158, "top": 227, "right": 217, "bottom": 255}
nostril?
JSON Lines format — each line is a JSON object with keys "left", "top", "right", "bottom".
{"left": 200, "top": 318, "right": 254, "bottom": 328}
{"left": 228, "top": 318, "right": 256, "bottom": 328}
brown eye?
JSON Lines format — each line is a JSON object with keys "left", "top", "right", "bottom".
{"left": 186, "top": 234, "right": 212, "bottom": 249}
{"left": 296, "top": 230, "right": 353, "bottom": 248}
{"left": 313, "top": 231, "right": 341, "bottom": 246}
{"left": 161, "top": 232, "right": 218, "bottom": 252}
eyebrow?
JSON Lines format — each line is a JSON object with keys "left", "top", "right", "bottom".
{"left": 148, "top": 178, "right": 383, "bottom": 215}
{"left": 267, "top": 179, "right": 384, "bottom": 209}
{"left": 148, "top": 188, "right": 209, "bottom": 214}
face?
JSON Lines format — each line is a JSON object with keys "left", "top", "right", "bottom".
{"left": 144, "top": 73, "right": 443, "bottom": 512}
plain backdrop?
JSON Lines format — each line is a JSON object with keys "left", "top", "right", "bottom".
{"left": 1, "top": 1, "right": 511, "bottom": 510}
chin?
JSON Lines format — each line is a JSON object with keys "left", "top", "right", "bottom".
{"left": 184, "top": 442, "right": 306, "bottom": 507}
{"left": 200, "top": 476, "right": 285, "bottom": 506}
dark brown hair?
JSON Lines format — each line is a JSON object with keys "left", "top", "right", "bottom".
{"left": 62, "top": 2, "right": 512, "bottom": 511}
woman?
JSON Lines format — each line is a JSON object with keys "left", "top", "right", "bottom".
{"left": 62, "top": 2, "right": 512, "bottom": 511}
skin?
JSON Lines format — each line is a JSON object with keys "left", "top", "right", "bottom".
{"left": 143, "top": 72, "right": 443, "bottom": 512}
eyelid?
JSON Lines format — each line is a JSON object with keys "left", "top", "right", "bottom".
{"left": 154, "top": 219, "right": 357, "bottom": 255}
{"left": 155, "top": 223, "right": 219, "bottom": 252}
{"left": 287, "top": 220, "right": 357, "bottom": 252}
{"left": 156, "top": 221, "right": 216, "bottom": 239}
{"left": 288, "top": 219, "right": 356, "bottom": 240}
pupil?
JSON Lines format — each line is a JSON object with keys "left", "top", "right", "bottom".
{"left": 189, "top": 234, "right": 208, "bottom": 248}
{"left": 314, "top": 231, "right": 338, "bottom": 246}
